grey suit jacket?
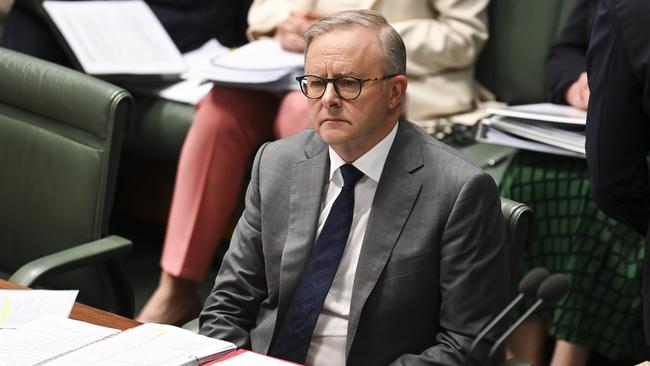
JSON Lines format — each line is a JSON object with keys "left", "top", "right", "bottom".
{"left": 200, "top": 120, "right": 509, "bottom": 365}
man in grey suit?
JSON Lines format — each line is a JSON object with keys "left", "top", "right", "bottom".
{"left": 200, "top": 10, "right": 508, "bottom": 366}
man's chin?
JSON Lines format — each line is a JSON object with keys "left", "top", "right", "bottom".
{"left": 317, "top": 127, "right": 348, "bottom": 145}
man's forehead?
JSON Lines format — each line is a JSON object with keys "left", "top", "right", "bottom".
{"left": 305, "top": 28, "right": 382, "bottom": 72}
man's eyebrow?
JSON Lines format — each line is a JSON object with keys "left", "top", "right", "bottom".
{"left": 304, "top": 72, "right": 362, "bottom": 78}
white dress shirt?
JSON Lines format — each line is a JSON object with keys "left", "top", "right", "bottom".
{"left": 306, "top": 122, "right": 399, "bottom": 366}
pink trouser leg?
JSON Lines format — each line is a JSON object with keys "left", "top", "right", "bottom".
{"left": 161, "top": 87, "right": 278, "bottom": 281}
{"left": 274, "top": 91, "right": 311, "bottom": 138}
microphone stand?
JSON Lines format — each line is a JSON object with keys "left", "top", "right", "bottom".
{"left": 488, "top": 298, "right": 544, "bottom": 362}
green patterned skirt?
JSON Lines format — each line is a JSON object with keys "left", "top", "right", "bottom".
{"left": 500, "top": 150, "right": 645, "bottom": 360}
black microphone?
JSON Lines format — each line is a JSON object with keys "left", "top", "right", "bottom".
{"left": 488, "top": 273, "right": 571, "bottom": 361}
{"left": 464, "top": 267, "right": 550, "bottom": 365}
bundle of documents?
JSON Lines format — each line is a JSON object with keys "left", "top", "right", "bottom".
{"left": 186, "top": 38, "right": 304, "bottom": 92}
{"left": 0, "top": 289, "right": 77, "bottom": 329}
{"left": 475, "top": 103, "right": 586, "bottom": 158}
{"left": 0, "top": 317, "right": 236, "bottom": 366}
{"left": 42, "top": 0, "right": 187, "bottom": 78}
{"left": 41, "top": 0, "right": 303, "bottom": 102}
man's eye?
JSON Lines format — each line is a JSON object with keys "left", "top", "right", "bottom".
{"left": 308, "top": 80, "right": 325, "bottom": 88}
{"left": 337, "top": 78, "right": 358, "bottom": 88}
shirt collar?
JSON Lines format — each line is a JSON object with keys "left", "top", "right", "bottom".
{"left": 327, "top": 121, "right": 399, "bottom": 184}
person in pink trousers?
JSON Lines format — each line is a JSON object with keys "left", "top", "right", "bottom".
{"left": 137, "top": 0, "right": 490, "bottom": 325}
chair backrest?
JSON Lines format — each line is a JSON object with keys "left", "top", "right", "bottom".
{"left": 476, "top": 0, "right": 577, "bottom": 104}
{"left": 0, "top": 47, "right": 133, "bottom": 315}
{"left": 500, "top": 197, "right": 534, "bottom": 299}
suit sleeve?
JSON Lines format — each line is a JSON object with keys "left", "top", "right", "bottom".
{"left": 391, "top": 173, "right": 509, "bottom": 365}
{"left": 199, "top": 143, "right": 271, "bottom": 348}
{"left": 586, "top": 0, "right": 650, "bottom": 235}
{"left": 391, "top": 0, "right": 488, "bottom": 77}
{"left": 545, "top": 0, "right": 594, "bottom": 104}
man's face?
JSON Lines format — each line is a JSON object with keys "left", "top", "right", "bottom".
{"left": 304, "top": 27, "right": 401, "bottom": 161}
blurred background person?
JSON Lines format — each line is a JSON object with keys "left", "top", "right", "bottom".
{"left": 502, "top": 0, "right": 646, "bottom": 365}
{"left": 586, "top": 0, "right": 650, "bottom": 353}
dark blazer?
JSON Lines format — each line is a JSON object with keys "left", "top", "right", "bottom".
{"left": 200, "top": 121, "right": 509, "bottom": 365}
{"left": 0, "top": 0, "right": 251, "bottom": 67}
{"left": 545, "top": 0, "right": 598, "bottom": 104}
{"left": 586, "top": 0, "right": 650, "bottom": 340}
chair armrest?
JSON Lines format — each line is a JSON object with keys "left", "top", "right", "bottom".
{"left": 9, "top": 235, "right": 133, "bottom": 287}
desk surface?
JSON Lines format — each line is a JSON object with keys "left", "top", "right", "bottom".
{"left": 0, "top": 279, "right": 140, "bottom": 330}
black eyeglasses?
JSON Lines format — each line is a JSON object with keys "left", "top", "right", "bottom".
{"left": 295, "top": 74, "right": 398, "bottom": 100}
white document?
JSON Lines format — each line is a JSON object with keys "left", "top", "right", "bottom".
{"left": 211, "top": 38, "right": 304, "bottom": 71}
{"left": 476, "top": 117, "right": 585, "bottom": 158}
{"left": 186, "top": 38, "right": 304, "bottom": 91}
{"left": 0, "top": 316, "right": 117, "bottom": 366}
{"left": 152, "top": 79, "right": 214, "bottom": 105}
{"left": 487, "top": 103, "right": 587, "bottom": 125}
{"left": 477, "top": 122, "right": 584, "bottom": 158}
{"left": 46, "top": 323, "right": 235, "bottom": 366}
{"left": 42, "top": 0, "right": 186, "bottom": 75}
{"left": 0, "top": 317, "right": 236, "bottom": 366}
{"left": 0, "top": 290, "right": 78, "bottom": 329}
{"left": 487, "top": 117, "right": 586, "bottom": 154}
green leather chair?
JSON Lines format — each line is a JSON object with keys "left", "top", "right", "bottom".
{"left": 0, "top": 47, "right": 135, "bottom": 317}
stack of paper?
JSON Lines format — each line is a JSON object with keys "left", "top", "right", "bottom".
{"left": 0, "top": 317, "right": 236, "bottom": 366}
{"left": 476, "top": 103, "right": 586, "bottom": 158}
{"left": 0, "top": 289, "right": 78, "bottom": 329}
{"left": 187, "top": 38, "right": 304, "bottom": 91}
{"left": 41, "top": 0, "right": 303, "bottom": 101}
{"left": 42, "top": 0, "right": 187, "bottom": 77}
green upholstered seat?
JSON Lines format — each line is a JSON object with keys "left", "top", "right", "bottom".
{"left": 0, "top": 47, "right": 135, "bottom": 317}
{"left": 476, "top": 0, "right": 577, "bottom": 104}
{"left": 126, "top": 96, "right": 194, "bottom": 164}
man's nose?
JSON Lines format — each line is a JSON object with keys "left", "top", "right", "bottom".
{"left": 320, "top": 82, "right": 342, "bottom": 108}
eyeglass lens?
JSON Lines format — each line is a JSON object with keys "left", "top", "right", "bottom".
{"left": 299, "top": 76, "right": 362, "bottom": 100}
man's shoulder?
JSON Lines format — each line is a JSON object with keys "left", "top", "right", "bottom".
{"left": 401, "top": 121, "right": 485, "bottom": 177}
{"left": 257, "top": 128, "right": 324, "bottom": 166}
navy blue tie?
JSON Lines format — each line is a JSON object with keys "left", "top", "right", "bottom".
{"left": 270, "top": 164, "right": 364, "bottom": 364}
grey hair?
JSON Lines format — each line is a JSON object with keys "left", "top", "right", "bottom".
{"left": 304, "top": 10, "right": 406, "bottom": 75}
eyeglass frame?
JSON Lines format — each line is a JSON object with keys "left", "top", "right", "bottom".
{"left": 295, "top": 74, "right": 399, "bottom": 101}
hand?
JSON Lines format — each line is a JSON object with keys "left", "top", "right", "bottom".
{"left": 274, "top": 10, "right": 322, "bottom": 53}
{"left": 564, "top": 72, "right": 590, "bottom": 110}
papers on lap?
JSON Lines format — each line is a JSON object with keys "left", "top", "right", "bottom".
{"left": 42, "top": 0, "right": 186, "bottom": 77}
{"left": 185, "top": 38, "right": 304, "bottom": 92}
{"left": 41, "top": 0, "right": 302, "bottom": 98}
{"left": 476, "top": 103, "right": 586, "bottom": 158}
{"left": 0, "top": 317, "right": 235, "bottom": 366}
{"left": 487, "top": 103, "right": 587, "bottom": 125}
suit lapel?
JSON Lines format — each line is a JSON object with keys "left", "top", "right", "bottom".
{"left": 346, "top": 121, "right": 423, "bottom": 354}
{"left": 277, "top": 134, "right": 329, "bottom": 321}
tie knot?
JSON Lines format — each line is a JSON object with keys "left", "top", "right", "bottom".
{"left": 340, "top": 164, "right": 364, "bottom": 188}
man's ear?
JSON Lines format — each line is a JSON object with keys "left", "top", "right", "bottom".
{"left": 387, "top": 75, "right": 408, "bottom": 109}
